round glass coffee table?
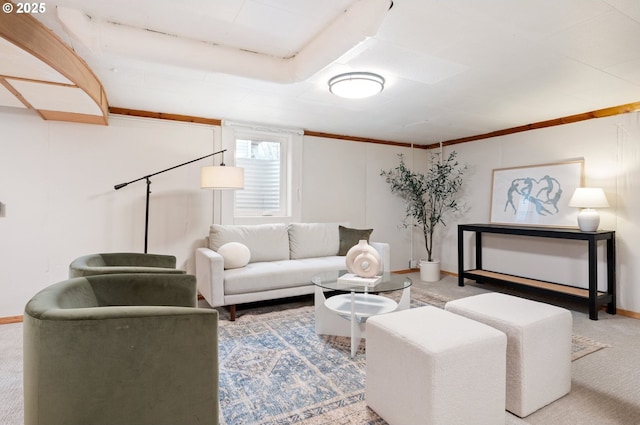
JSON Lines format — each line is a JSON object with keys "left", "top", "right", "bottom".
{"left": 312, "top": 270, "right": 412, "bottom": 357}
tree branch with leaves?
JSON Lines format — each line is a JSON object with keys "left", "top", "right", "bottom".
{"left": 381, "top": 151, "right": 466, "bottom": 262}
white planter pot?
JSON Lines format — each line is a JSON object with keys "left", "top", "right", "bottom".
{"left": 419, "top": 259, "right": 441, "bottom": 282}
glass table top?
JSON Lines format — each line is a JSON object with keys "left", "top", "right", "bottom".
{"left": 312, "top": 270, "right": 412, "bottom": 293}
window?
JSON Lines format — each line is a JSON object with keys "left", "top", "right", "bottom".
{"left": 235, "top": 136, "right": 287, "bottom": 217}
{"left": 224, "top": 121, "right": 302, "bottom": 222}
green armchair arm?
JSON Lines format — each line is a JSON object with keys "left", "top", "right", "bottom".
{"left": 69, "top": 252, "right": 185, "bottom": 277}
{"left": 23, "top": 273, "right": 219, "bottom": 425}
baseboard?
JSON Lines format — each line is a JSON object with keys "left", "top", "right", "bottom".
{"left": 392, "top": 268, "right": 418, "bottom": 274}
{"left": 0, "top": 315, "right": 23, "bottom": 325}
{"left": 617, "top": 308, "right": 640, "bottom": 319}
{"left": 393, "top": 268, "right": 456, "bottom": 276}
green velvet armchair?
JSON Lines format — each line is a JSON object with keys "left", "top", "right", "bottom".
{"left": 23, "top": 273, "right": 219, "bottom": 425}
{"left": 69, "top": 252, "right": 186, "bottom": 277}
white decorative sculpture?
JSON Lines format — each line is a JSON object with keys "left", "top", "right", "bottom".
{"left": 345, "top": 239, "right": 381, "bottom": 278}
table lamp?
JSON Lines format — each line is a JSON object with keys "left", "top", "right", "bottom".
{"left": 568, "top": 187, "right": 609, "bottom": 232}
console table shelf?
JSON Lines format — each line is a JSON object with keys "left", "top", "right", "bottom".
{"left": 458, "top": 224, "right": 616, "bottom": 320}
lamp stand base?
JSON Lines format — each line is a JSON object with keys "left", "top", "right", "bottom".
{"left": 577, "top": 209, "right": 600, "bottom": 232}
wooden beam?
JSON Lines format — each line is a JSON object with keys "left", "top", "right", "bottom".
{"left": 426, "top": 101, "right": 640, "bottom": 149}
{"left": 0, "top": 76, "right": 38, "bottom": 110}
{"left": 109, "top": 107, "right": 222, "bottom": 126}
{"left": 0, "top": 2, "right": 108, "bottom": 123}
{"left": 303, "top": 130, "right": 428, "bottom": 148}
{"left": 40, "top": 110, "right": 108, "bottom": 125}
{"left": 113, "top": 99, "right": 640, "bottom": 149}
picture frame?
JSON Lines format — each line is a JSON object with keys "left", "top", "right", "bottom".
{"left": 490, "top": 160, "right": 584, "bottom": 227}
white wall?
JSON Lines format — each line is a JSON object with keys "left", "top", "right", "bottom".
{"left": 0, "top": 109, "right": 216, "bottom": 317}
{"left": 436, "top": 112, "right": 640, "bottom": 314}
{"left": 0, "top": 110, "right": 418, "bottom": 317}
{"left": 301, "top": 136, "right": 428, "bottom": 271}
{"left": 2, "top": 107, "right": 639, "bottom": 316}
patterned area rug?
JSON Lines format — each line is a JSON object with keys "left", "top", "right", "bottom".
{"left": 0, "top": 287, "right": 612, "bottom": 425}
{"left": 571, "top": 334, "right": 612, "bottom": 361}
{"left": 218, "top": 287, "right": 609, "bottom": 425}
{"left": 218, "top": 304, "right": 379, "bottom": 425}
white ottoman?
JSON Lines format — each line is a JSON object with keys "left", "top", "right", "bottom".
{"left": 445, "top": 293, "right": 572, "bottom": 417}
{"left": 366, "top": 306, "right": 507, "bottom": 425}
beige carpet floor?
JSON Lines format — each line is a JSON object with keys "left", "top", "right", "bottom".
{"left": 410, "top": 274, "right": 640, "bottom": 425}
{"left": 1, "top": 274, "right": 633, "bottom": 425}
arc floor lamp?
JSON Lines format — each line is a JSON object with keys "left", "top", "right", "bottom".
{"left": 114, "top": 149, "right": 244, "bottom": 253}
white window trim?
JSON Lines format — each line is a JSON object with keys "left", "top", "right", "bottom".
{"left": 221, "top": 121, "right": 302, "bottom": 225}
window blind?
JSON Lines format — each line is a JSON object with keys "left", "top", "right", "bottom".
{"left": 235, "top": 140, "right": 282, "bottom": 215}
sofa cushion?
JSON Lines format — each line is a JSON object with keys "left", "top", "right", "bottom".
{"left": 223, "top": 256, "right": 346, "bottom": 295}
{"left": 217, "top": 242, "right": 251, "bottom": 269}
{"left": 288, "top": 223, "right": 341, "bottom": 260}
{"left": 338, "top": 225, "right": 374, "bottom": 255}
{"left": 209, "top": 223, "right": 289, "bottom": 263}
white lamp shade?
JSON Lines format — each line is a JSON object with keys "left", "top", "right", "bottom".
{"left": 568, "top": 187, "right": 608, "bottom": 232}
{"left": 568, "top": 187, "right": 609, "bottom": 208}
{"left": 200, "top": 166, "right": 244, "bottom": 189}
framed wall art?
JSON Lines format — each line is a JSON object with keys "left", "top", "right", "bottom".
{"left": 490, "top": 160, "right": 584, "bottom": 227}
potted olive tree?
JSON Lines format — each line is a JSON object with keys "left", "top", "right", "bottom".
{"left": 381, "top": 151, "right": 466, "bottom": 281}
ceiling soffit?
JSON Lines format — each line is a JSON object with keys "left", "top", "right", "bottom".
{"left": 0, "top": 2, "right": 108, "bottom": 125}
{"left": 55, "top": 0, "right": 393, "bottom": 83}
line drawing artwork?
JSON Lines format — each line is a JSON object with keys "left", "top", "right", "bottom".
{"left": 490, "top": 160, "right": 583, "bottom": 227}
{"left": 504, "top": 175, "right": 562, "bottom": 216}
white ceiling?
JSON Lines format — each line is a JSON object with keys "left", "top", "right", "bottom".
{"left": 22, "top": 0, "right": 640, "bottom": 144}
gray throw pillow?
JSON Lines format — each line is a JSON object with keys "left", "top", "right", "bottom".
{"left": 338, "top": 225, "right": 374, "bottom": 256}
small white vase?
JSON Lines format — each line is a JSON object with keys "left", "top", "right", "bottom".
{"left": 345, "top": 240, "right": 381, "bottom": 277}
{"left": 419, "top": 259, "right": 441, "bottom": 282}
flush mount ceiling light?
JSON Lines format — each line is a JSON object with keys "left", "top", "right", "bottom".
{"left": 328, "top": 72, "right": 385, "bottom": 99}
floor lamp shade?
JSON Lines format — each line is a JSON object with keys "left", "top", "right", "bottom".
{"left": 201, "top": 166, "right": 244, "bottom": 189}
{"left": 568, "top": 187, "right": 609, "bottom": 232}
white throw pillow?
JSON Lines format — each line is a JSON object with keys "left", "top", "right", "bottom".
{"left": 217, "top": 242, "right": 251, "bottom": 269}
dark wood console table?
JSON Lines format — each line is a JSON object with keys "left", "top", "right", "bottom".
{"left": 457, "top": 223, "right": 616, "bottom": 320}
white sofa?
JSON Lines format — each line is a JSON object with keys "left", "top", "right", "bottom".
{"left": 196, "top": 222, "right": 390, "bottom": 320}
